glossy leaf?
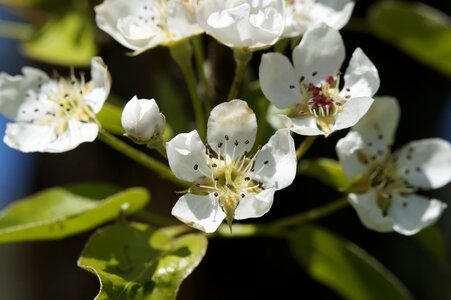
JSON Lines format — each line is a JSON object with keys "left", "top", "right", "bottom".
{"left": 97, "top": 102, "right": 124, "bottom": 135}
{"left": 289, "top": 225, "right": 413, "bottom": 300}
{"left": 298, "top": 158, "right": 351, "bottom": 190}
{"left": 22, "top": 11, "right": 97, "bottom": 66}
{"left": 78, "top": 223, "right": 208, "bottom": 300}
{"left": 0, "top": 186, "right": 149, "bottom": 242}
{"left": 369, "top": 2, "right": 451, "bottom": 77}
{"left": 414, "top": 225, "right": 447, "bottom": 262}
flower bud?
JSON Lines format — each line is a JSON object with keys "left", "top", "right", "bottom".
{"left": 121, "top": 96, "right": 166, "bottom": 144}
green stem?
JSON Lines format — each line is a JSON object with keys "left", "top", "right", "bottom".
{"left": 213, "top": 197, "right": 349, "bottom": 238}
{"left": 98, "top": 128, "right": 188, "bottom": 187}
{"left": 227, "top": 48, "right": 252, "bottom": 100}
{"left": 191, "top": 35, "right": 212, "bottom": 113}
{"left": 169, "top": 40, "right": 206, "bottom": 138}
{"left": 266, "top": 197, "right": 349, "bottom": 230}
{"left": 296, "top": 136, "right": 316, "bottom": 160}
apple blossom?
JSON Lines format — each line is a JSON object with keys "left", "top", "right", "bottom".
{"left": 166, "top": 99, "right": 296, "bottom": 232}
{"left": 0, "top": 57, "right": 111, "bottom": 153}
{"left": 196, "top": 0, "right": 285, "bottom": 50}
{"left": 283, "top": 0, "right": 354, "bottom": 37}
{"left": 259, "top": 23, "right": 379, "bottom": 136}
{"left": 95, "top": 0, "right": 203, "bottom": 52}
{"left": 336, "top": 97, "right": 451, "bottom": 235}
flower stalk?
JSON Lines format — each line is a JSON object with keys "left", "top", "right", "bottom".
{"left": 227, "top": 48, "right": 252, "bottom": 100}
{"left": 98, "top": 128, "right": 188, "bottom": 187}
{"left": 169, "top": 40, "right": 206, "bottom": 138}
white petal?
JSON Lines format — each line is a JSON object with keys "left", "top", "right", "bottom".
{"left": 0, "top": 67, "right": 49, "bottom": 119}
{"left": 234, "top": 188, "right": 275, "bottom": 220}
{"left": 259, "top": 53, "right": 301, "bottom": 109}
{"left": 171, "top": 194, "right": 226, "bottom": 233}
{"left": 336, "top": 97, "right": 400, "bottom": 179}
{"left": 293, "top": 23, "right": 345, "bottom": 85}
{"left": 336, "top": 131, "right": 369, "bottom": 180}
{"left": 4, "top": 120, "right": 98, "bottom": 153}
{"left": 390, "top": 193, "right": 447, "bottom": 235}
{"left": 85, "top": 57, "right": 111, "bottom": 113}
{"left": 197, "top": 0, "right": 284, "bottom": 49}
{"left": 348, "top": 191, "right": 394, "bottom": 233}
{"left": 341, "top": 48, "right": 380, "bottom": 98}
{"left": 352, "top": 96, "right": 400, "bottom": 139}
{"left": 283, "top": 0, "right": 354, "bottom": 37}
{"left": 95, "top": 0, "right": 202, "bottom": 51}
{"left": 207, "top": 100, "right": 256, "bottom": 160}
{"left": 287, "top": 115, "right": 324, "bottom": 136}
{"left": 308, "top": 0, "right": 355, "bottom": 31}
{"left": 334, "top": 97, "right": 374, "bottom": 131}
{"left": 253, "top": 129, "right": 296, "bottom": 190}
{"left": 166, "top": 130, "right": 210, "bottom": 182}
{"left": 396, "top": 139, "right": 451, "bottom": 189}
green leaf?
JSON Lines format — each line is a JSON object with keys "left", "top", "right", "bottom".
{"left": 289, "top": 225, "right": 413, "bottom": 300}
{"left": 97, "top": 102, "right": 124, "bottom": 135}
{"left": 298, "top": 158, "right": 351, "bottom": 189}
{"left": 369, "top": 2, "right": 451, "bottom": 77}
{"left": 414, "top": 225, "right": 447, "bottom": 262}
{"left": 22, "top": 11, "right": 97, "bottom": 66}
{"left": 78, "top": 223, "right": 208, "bottom": 300}
{"left": 0, "top": 186, "right": 149, "bottom": 242}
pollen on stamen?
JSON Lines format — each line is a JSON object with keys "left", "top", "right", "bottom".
{"left": 234, "top": 140, "right": 239, "bottom": 146}
{"left": 218, "top": 142, "right": 223, "bottom": 148}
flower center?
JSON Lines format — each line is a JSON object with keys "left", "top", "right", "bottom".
{"left": 289, "top": 73, "right": 347, "bottom": 134}
{"left": 20, "top": 73, "right": 96, "bottom": 135}
{"left": 357, "top": 150, "right": 417, "bottom": 215}
{"left": 190, "top": 136, "right": 268, "bottom": 226}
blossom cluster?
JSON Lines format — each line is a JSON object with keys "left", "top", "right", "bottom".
{"left": 0, "top": 0, "right": 450, "bottom": 236}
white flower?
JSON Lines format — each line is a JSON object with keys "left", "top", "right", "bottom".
{"left": 259, "top": 23, "right": 379, "bottom": 136}
{"left": 336, "top": 96, "right": 451, "bottom": 235}
{"left": 95, "top": 0, "right": 203, "bottom": 52}
{"left": 283, "top": 0, "right": 354, "bottom": 38}
{"left": 196, "top": 0, "right": 285, "bottom": 50}
{"left": 166, "top": 99, "right": 297, "bottom": 233}
{"left": 0, "top": 57, "right": 111, "bottom": 153}
{"left": 121, "top": 96, "right": 166, "bottom": 144}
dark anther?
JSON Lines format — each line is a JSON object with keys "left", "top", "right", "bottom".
{"left": 193, "top": 164, "right": 198, "bottom": 170}
{"left": 300, "top": 76, "right": 305, "bottom": 82}
{"left": 234, "top": 140, "right": 239, "bottom": 146}
{"left": 212, "top": 163, "right": 217, "bottom": 168}
{"left": 378, "top": 134, "right": 383, "bottom": 140}
{"left": 245, "top": 177, "right": 250, "bottom": 181}
{"left": 264, "top": 160, "right": 269, "bottom": 165}
{"left": 225, "top": 135, "right": 229, "bottom": 141}
{"left": 312, "top": 71, "right": 318, "bottom": 76}
{"left": 245, "top": 140, "right": 249, "bottom": 144}
{"left": 218, "top": 142, "right": 223, "bottom": 148}
{"left": 241, "top": 193, "right": 245, "bottom": 198}
{"left": 214, "top": 192, "right": 219, "bottom": 197}
{"left": 289, "top": 85, "right": 295, "bottom": 89}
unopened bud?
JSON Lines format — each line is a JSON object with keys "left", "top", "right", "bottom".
{"left": 121, "top": 96, "right": 166, "bottom": 144}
